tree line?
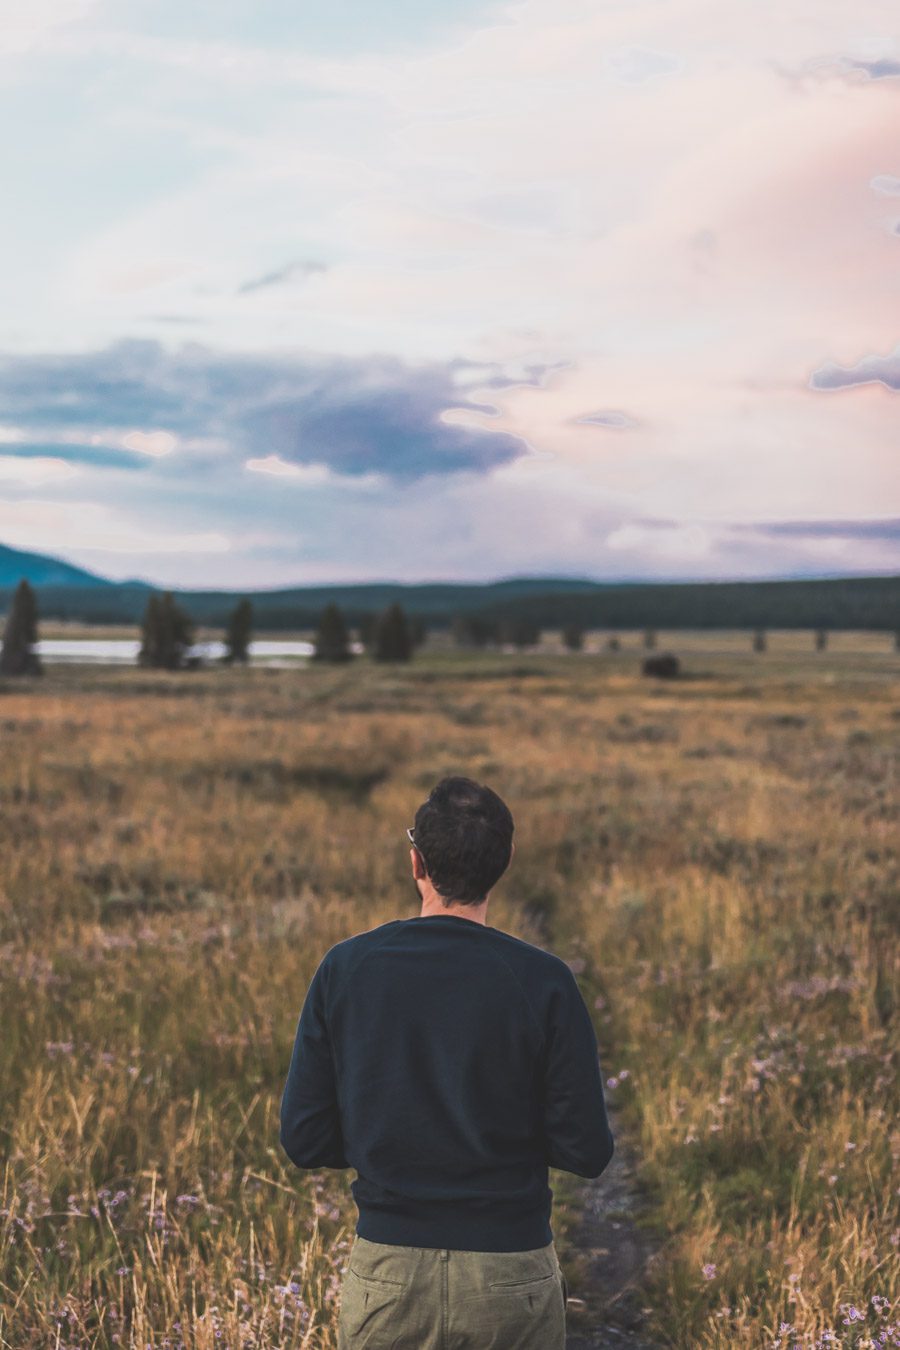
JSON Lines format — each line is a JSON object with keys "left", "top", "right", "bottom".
{"left": 135, "top": 593, "right": 429, "bottom": 668}
{"left": 0, "top": 579, "right": 425, "bottom": 673}
{"left": 1, "top": 576, "right": 898, "bottom": 677}
{"left": 9, "top": 572, "right": 899, "bottom": 632}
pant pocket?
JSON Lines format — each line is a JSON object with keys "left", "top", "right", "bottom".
{"left": 488, "top": 1272, "right": 559, "bottom": 1293}
{"left": 475, "top": 1276, "right": 565, "bottom": 1350}
{"left": 338, "top": 1267, "right": 406, "bottom": 1349}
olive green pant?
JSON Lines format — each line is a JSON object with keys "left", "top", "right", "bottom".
{"left": 336, "top": 1234, "right": 569, "bottom": 1349}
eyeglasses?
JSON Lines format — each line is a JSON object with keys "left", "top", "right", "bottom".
{"left": 406, "top": 826, "right": 429, "bottom": 871}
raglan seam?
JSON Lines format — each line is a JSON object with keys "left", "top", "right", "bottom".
{"left": 327, "top": 921, "right": 406, "bottom": 1031}
{"left": 484, "top": 942, "right": 548, "bottom": 1056}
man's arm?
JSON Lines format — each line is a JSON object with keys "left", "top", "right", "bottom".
{"left": 541, "top": 965, "right": 615, "bottom": 1178}
{"left": 280, "top": 955, "right": 349, "bottom": 1170}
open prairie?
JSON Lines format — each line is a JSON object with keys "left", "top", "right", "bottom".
{"left": 0, "top": 640, "right": 897, "bottom": 1348}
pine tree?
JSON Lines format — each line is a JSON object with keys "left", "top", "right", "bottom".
{"left": 138, "top": 594, "right": 162, "bottom": 667}
{"left": 224, "top": 598, "right": 253, "bottom": 664}
{"left": 0, "top": 578, "right": 43, "bottom": 676}
{"left": 753, "top": 629, "right": 767, "bottom": 653}
{"left": 814, "top": 629, "right": 828, "bottom": 652}
{"left": 561, "top": 624, "right": 584, "bottom": 651}
{"left": 500, "top": 617, "right": 540, "bottom": 649}
{"left": 373, "top": 603, "right": 413, "bottom": 662}
{"left": 138, "top": 591, "right": 194, "bottom": 669}
{"left": 452, "top": 615, "right": 499, "bottom": 648}
{"left": 644, "top": 629, "right": 657, "bottom": 650}
{"left": 313, "top": 603, "right": 353, "bottom": 662}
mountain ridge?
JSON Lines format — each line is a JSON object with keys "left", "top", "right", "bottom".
{"left": 0, "top": 541, "right": 897, "bottom": 631}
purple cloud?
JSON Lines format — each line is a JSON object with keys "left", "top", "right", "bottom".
{"left": 808, "top": 346, "right": 900, "bottom": 392}
{"left": 0, "top": 338, "right": 530, "bottom": 482}
{"left": 845, "top": 58, "right": 900, "bottom": 80}
{"left": 733, "top": 518, "right": 899, "bottom": 542}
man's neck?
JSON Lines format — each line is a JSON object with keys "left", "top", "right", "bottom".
{"left": 418, "top": 886, "right": 489, "bottom": 925}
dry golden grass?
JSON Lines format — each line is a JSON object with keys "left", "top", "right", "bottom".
{"left": 0, "top": 644, "right": 896, "bottom": 1348}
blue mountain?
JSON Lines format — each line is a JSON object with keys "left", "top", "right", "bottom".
{"left": 0, "top": 542, "right": 115, "bottom": 589}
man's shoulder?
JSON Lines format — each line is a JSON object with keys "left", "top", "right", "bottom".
{"left": 485, "top": 926, "right": 576, "bottom": 982}
{"left": 320, "top": 919, "right": 405, "bottom": 973}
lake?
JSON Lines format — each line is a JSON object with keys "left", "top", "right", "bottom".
{"left": 35, "top": 638, "right": 332, "bottom": 665}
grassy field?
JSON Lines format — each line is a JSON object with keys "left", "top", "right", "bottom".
{"left": 0, "top": 644, "right": 897, "bottom": 1348}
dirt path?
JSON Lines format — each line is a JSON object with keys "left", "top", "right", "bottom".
{"left": 563, "top": 1107, "right": 664, "bottom": 1350}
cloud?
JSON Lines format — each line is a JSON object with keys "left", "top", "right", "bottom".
{"left": 0, "top": 338, "right": 530, "bottom": 482}
{"left": 3, "top": 0, "right": 900, "bottom": 587}
{"left": 870, "top": 174, "right": 900, "bottom": 196}
{"left": 809, "top": 345, "right": 900, "bottom": 391}
{"left": 237, "top": 260, "right": 328, "bottom": 294}
{"left": 573, "top": 410, "right": 639, "bottom": 429}
{"left": 445, "top": 361, "right": 570, "bottom": 399}
{"left": 244, "top": 454, "right": 332, "bottom": 481}
{"left": 0, "top": 0, "right": 100, "bottom": 59}
{"left": 733, "top": 517, "right": 900, "bottom": 541}
{"left": 244, "top": 453, "right": 370, "bottom": 487}
{"left": 0, "top": 455, "right": 79, "bottom": 486}
{"left": 843, "top": 58, "right": 900, "bottom": 80}
{"left": 606, "top": 521, "right": 712, "bottom": 559}
{"left": 0, "top": 499, "right": 230, "bottom": 554}
{"left": 122, "top": 430, "right": 177, "bottom": 457}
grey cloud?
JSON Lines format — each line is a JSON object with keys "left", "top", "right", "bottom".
{"left": 574, "top": 409, "right": 638, "bottom": 429}
{"left": 448, "top": 359, "right": 569, "bottom": 392}
{"left": 237, "top": 260, "right": 327, "bottom": 294}
{"left": 0, "top": 338, "right": 529, "bottom": 481}
{"left": 808, "top": 346, "right": 900, "bottom": 391}
{"left": 729, "top": 519, "right": 900, "bottom": 542}
{"left": 0, "top": 442, "right": 149, "bottom": 471}
{"left": 870, "top": 175, "right": 900, "bottom": 196}
{"left": 846, "top": 58, "right": 900, "bottom": 80}
{"left": 617, "top": 515, "right": 898, "bottom": 543}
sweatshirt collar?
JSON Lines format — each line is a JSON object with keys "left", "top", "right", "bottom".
{"left": 404, "top": 914, "right": 490, "bottom": 928}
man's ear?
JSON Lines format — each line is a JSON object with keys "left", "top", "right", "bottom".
{"left": 411, "top": 847, "right": 427, "bottom": 881}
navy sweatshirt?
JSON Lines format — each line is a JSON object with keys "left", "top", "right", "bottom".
{"left": 279, "top": 914, "right": 614, "bottom": 1252}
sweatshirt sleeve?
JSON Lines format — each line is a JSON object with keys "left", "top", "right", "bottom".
{"left": 280, "top": 955, "right": 349, "bottom": 1171}
{"left": 540, "top": 966, "right": 615, "bottom": 1179}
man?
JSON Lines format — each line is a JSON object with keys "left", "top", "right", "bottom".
{"left": 280, "top": 776, "right": 615, "bottom": 1349}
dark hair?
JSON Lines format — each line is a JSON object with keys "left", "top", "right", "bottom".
{"left": 412, "top": 776, "right": 514, "bottom": 905}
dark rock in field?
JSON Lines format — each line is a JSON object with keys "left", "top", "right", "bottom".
{"left": 640, "top": 653, "right": 680, "bottom": 679}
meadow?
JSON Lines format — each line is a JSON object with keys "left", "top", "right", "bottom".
{"left": 0, "top": 637, "right": 897, "bottom": 1348}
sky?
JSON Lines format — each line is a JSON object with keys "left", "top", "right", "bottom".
{"left": 0, "top": 0, "right": 898, "bottom": 588}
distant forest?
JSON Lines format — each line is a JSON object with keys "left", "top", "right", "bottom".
{"left": 7, "top": 573, "right": 899, "bottom": 632}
